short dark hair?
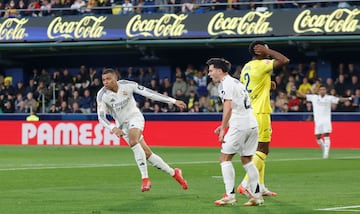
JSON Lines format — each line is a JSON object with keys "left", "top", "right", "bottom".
{"left": 102, "top": 68, "right": 116, "bottom": 75}
{"left": 206, "top": 58, "right": 231, "bottom": 73}
{"left": 249, "top": 40, "right": 267, "bottom": 56}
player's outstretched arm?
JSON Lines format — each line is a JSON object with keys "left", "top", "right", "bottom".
{"left": 339, "top": 97, "right": 352, "bottom": 102}
{"left": 175, "top": 100, "right": 186, "bottom": 109}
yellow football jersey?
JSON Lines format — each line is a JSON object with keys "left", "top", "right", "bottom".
{"left": 240, "top": 59, "right": 274, "bottom": 114}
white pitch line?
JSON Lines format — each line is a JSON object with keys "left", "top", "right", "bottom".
{"left": 1, "top": 156, "right": 360, "bottom": 171}
{"left": 315, "top": 205, "right": 360, "bottom": 212}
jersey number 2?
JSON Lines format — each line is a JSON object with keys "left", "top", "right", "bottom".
{"left": 244, "top": 73, "right": 252, "bottom": 93}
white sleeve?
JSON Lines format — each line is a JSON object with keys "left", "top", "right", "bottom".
{"left": 134, "top": 84, "right": 176, "bottom": 104}
{"left": 330, "top": 95, "right": 340, "bottom": 104}
{"left": 221, "top": 82, "right": 233, "bottom": 100}
{"left": 96, "top": 89, "right": 116, "bottom": 131}
{"left": 306, "top": 94, "right": 313, "bottom": 102}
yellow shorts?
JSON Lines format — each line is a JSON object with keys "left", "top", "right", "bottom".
{"left": 255, "top": 113, "right": 272, "bottom": 143}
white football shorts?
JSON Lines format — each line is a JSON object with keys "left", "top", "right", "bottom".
{"left": 314, "top": 121, "right": 332, "bottom": 135}
{"left": 119, "top": 114, "right": 145, "bottom": 144}
{"left": 221, "top": 127, "right": 258, "bottom": 156}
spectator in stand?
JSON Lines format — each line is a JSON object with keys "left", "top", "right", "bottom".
{"left": 71, "top": 0, "right": 86, "bottom": 14}
{"left": 27, "top": 0, "right": 41, "bottom": 16}
{"left": 125, "top": 67, "right": 138, "bottom": 82}
{"left": 311, "top": 78, "right": 322, "bottom": 94}
{"left": 36, "top": 81, "right": 51, "bottom": 108}
{"left": 48, "top": 104, "right": 59, "bottom": 113}
{"left": 24, "top": 92, "right": 38, "bottom": 113}
{"left": 193, "top": 68, "right": 208, "bottom": 96}
{"left": 4, "top": 0, "right": 19, "bottom": 18}
{"left": 335, "top": 74, "right": 347, "bottom": 96}
{"left": 198, "top": 94, "right": 211, "bottom": 112}
{"left": 98, "top": 0, "right": 112, "bottom": 14}
{"left": 324, "top": 77, "right": 335, "bottom": 92}
{"left": 142, "top": 100, "right": 154, "bottom": 112}
{"left": 352, "top": 88, "right": 360, "bottom": 112}
{"left": 39, "top": 68, "right": 51, "bottom": 86}
{"left": 17, "top": 0, "right": 27, "bottom": 17}
{"left": 273, "top": 75, "right": 286, "bottom": 96}
{"left": 185, "top": 78, "right": 198, "bottom": 96}
{"left": 285, "top": 75, "right": 296, "bottom": 96}
{"left": 68, "top": 90, "right": 81, "bottom": 108}
{"left": 40, "top": 0, "right": 52, "bottom": 16}
{"left": 56, "top": 89, "right": 68, "bottom": 106}
{"left": 160, "top": 77, "right": 172, "bottom": 96}
{"left": 14, "top": 93, "right": 24, "bottom": 111}
{"left": 51, "top": 0, "right": 63, "bottom": 16}
{"left": 167, "top": 0, "right": 180, "bottom": 13}
{"left": 145, "top": 66, "right": 159, "bottom": 82}
{"left": 137, "top": 67, "right": 147, "bottom": 87}
{"left": 85, "top": 0, "right": 97, "bottom": 14}
{"left": 149, "top": 79, "right": 160, "bottom": 92}
{"left": 89, "top": 77, "right": 103, "bottom": 97}
{"left": 25, "top": 79, "right": 37, "bottom": 96}
{"left": 58, "top": 101, "right": 71, "bottom": 113}
{"left": 348, "top": 75, "right": 360, "bottom": 95}
{"left": 174, "top": 89, "right": 187, "bottom": 111}
{"left": 347, "top": 63, "right": 360, "bottom": 80}
{"left": 288, "top": 91, "right": 301, "bottom": 112}
{"left": 13, "top": 80, "right": 26, "bottom": 98}
{"left": 79, "top": 89, "right": 94, "bottom": 113}
{"left": 181, "top": 0, "right": 194, "bottom": 13}
{"left": 15, "top": 100, "right": 27, "bottom": 113}
{"left": 142, "top": 0, "right": 156, "bottom": 13}
{"left": 60, "top": 69, "right": 74, "bottom": 87}
{"left": 2, "top": 78, "right": 15, "bottom": 97}
{"left": 172, "top": 72, "right": 187, "bottom": 98}
{"left": 156, "top": 0, "right": 168, "bottom": 12}
{"left": 275, "top": 91, "right": 288, "bottom": 112}
{"left": 306, "top": 61, "right": 317, "bottom": 84}
{"left": 71, "top": 101, "right": 83, "bottom": 113}
{"left": 207, "top": 79, "right": 219, "bottom": 111}
{"left": 186, "top": 90, "right": 199, "bottom": 110}
{"left": 123, "top": 0, "right": 134, "bottom": 14}
{"left": 2, "top": 93, "right": 15, "bottom": 113}
{"left": 63, "top": 0, "right": 75, "bottom": 15}
{"left": 297, "top": 77, "right": 312, "bottom": 96}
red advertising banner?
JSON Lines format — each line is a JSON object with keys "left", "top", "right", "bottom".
{"left": 0, "top": 121, "right": 358, "bottom": 148}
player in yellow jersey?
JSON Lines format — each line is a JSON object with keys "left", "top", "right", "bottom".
{"left": 238, "top": 41, "right": 289, "bottom": 196}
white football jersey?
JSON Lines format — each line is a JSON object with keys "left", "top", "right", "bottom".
{"left": 218, "top": 75, "right": 258, "bottom": 129}
{"left": 306, "top": 94, "right": 339, "bottom": 124}
{"left": 97, "top": 80, "right": 176, "bottom": 131}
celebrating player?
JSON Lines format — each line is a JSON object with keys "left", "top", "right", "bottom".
{"left": 207, "top": 58, "right": 263, "bottom": 206}
{"left": 238, "top": 41, "right": 290, "bottom": 196}
{"left": 303, "top": 85, "right": 352, "bottom": 158}
{"left": 97, "top": 68, "right": 188, "bottom": 192}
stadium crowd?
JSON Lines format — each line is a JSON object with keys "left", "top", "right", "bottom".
{"left": 0, "top": 0, "right": 357, "bottom": 18}
{"left": 0, "top": 61, "right": 359, "bottom": 114}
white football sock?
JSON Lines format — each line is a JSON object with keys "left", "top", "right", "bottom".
{"left": 243, "top": 161, "right": 260, "bottom": 196}
{"left": 324, "top": 136, "right": 331, "bottom": 157}
{"left": 131, "top": 143, "right": 148, "bottom": 179}
{"left": 317, "top": 139, "right": 324, "bottom": 147}
{"left": 148, "top": 153, "right": 174, "bottom": 176}
{"left": 221, "top": 161, "right": 235, "bottom": 196}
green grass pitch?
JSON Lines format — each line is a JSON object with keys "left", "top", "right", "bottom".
{"left": 1, "top": 146, "right": 360, "bottom": 214}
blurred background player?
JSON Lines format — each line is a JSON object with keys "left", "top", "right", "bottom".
{"left": 302, "top": 85, "right": 352, "bottom": 158}
{"left": 239, "top": 41, "right": 290, "bottom": 196}
{"left": 97, "top": 68, "right": 188, "bottom": 192}
{"left": 207, "top": 58, "right": 263, "bottom": 206}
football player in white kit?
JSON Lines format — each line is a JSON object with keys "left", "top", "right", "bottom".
{"left": 207, "top": 58, "right": 263, "bottom": 206}
{"left": 305, "top": 85, "right": 352, "bottom": 159}
{"left": 97, "top": 68, "right": 188, "bottom": 192}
